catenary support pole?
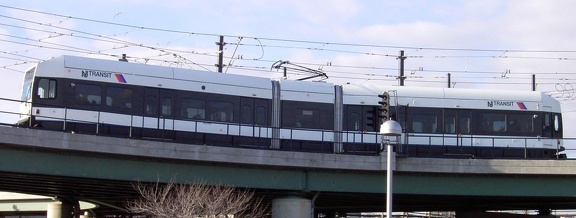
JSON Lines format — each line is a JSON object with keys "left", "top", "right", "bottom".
{"left": 532, "top": 74, "right": 536, "bottom": 91}
{"left": 216, "top": 35, "right": 224, "bottom": 73}
{"left": 398, "top": 50, "right": 406, "bottom": 86}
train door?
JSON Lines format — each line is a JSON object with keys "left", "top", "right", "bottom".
{"left": 542, "top": 112, "right": 562, "bottom": 146}
{"left": 142, "top": 88, "right": 174, "bottom": 139}
{"left": 443, "top": 109, "right": 472, "bottom": 148}
{"left": 239, "top": 97, "right": 270, "bottom": 147}
{"left": 343, "top": 105, "right": 379, "bottom": 144}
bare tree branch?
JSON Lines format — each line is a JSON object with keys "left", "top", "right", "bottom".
{"left": 125, "top": 179, "right": 268, "bottom": 218}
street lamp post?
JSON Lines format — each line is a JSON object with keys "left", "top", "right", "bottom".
{"left": 380, "top": 120, "right": 402, "bottom": 218}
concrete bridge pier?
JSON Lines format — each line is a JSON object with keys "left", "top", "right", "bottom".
{"left": 271, "top": 196, "right": 312, "bottom": 218}
{"left": 47, "top": 202, "right": 74, "bottom": 218}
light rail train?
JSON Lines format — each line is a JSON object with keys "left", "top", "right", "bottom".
{"left": 18, "top": 55, "right": 564, "bottom": 158}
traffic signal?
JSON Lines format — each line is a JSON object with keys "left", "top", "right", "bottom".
{"left": 378, "top": 92, "right": 390, "bottom": 122}
{"left": 365, "top": 109, "right": 377, "bottom": 131}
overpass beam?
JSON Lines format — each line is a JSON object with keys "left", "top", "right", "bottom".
{"left": 272, "top": 196, "right": 312, "bottom": 218}
{"left": 456, "top": 211, "right": 556, "bottom": 218}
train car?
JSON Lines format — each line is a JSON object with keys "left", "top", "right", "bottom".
{"left": 341, "top": 84, "right": 563, "bottom": 158}
{"left": 18, "top": 55, "right": 564, "bottom": 159}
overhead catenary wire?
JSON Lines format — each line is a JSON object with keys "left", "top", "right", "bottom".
{"left": 1, "top": 4, "right": 576, "bottom": 93}
{"left": 5, "top": 4, "right": 576, "bottom": 54}
{"left": 2, "top": 10, "right": 576, "bottom": 78}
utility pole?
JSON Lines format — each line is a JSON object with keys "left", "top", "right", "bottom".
{"left": 216, "top": 36, "right": 225, "bottom": 73}
{"left": 398, "top": 50, "right": 406, "bottom": 86}
{"left": 447, "top": 73, "right": 451, "bottom": 88}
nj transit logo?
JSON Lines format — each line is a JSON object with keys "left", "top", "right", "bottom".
{"left": 487, "top": 101, "right": 527, "bottom": 110}
{"left": 80, "top": 70, "right": 127, "bottom": 83}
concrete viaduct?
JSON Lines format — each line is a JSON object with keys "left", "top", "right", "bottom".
{"left": 0, "top": 126, "right": 575, "bottom": 217}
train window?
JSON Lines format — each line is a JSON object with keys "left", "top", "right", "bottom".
{"left": 459, "top": 117, "right": 470, "bottom": 134}
{"left": 181, "top": 98, "right": 205, "bottom": 119}
{"left": 255, "top": 106, "right": 267, "bottom": 126}
{"left": 283, "top": 101, "right": 333, "bottom": 130}
{"left": 37, "top": 79, "right": 56, "bottom": 99}
{"left": 508, "top": 113, "right": 533, "bottom": 133}
{"left": 241, "top": 105, "right": 253, "bottom": 124}
{"left": 74, "top": 83, "right": 101, "bottom": 105}
{"left": 483, "top": 113, "right": 506, "bottom": 133}
{"left": 106, "top": 87, "right": 132, "bottom": 109}
{"left": 145, "top": 96, "right": 157, "bottom": 116}
{"left": 445, "top": 116, "right": 456, "bottom": 134}
{"left": 412, "top": 113, "right": 438, "bottom": 133}
{"left": 161, "top": 98, "right": 172, "bottom": 117}
{"left": 210, "top": 101, "right": 234, "bottom": 122}
{"left": 295, "top": 109, "right": 320, "bottom": 128}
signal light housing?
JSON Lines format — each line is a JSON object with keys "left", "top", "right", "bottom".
{"left": 378, "top": 92, "right": 390, "bottom": 123}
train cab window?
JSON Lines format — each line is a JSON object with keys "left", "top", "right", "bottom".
{"left": 106, "top": 87, "right": 132, "bottom": 109}
{"left": 161, "top": 98, "right": 172, "bottom": 117}
{"left": 74, "top": 83, "right": 101, "bottom": 105}
{"left": 554, "top": 114, "right": 561, "bottom": 132}
{"left": 37, "top": 79, "right": 56, "bottom": 99}
{"left": 255, "top": 106, "right": 267, "bottom": 126}
{"left": 555, "top": 114, "right": 563, "bottom": 137}
{"left": 210, "top": 101, "right": 234, "bottom": 122}
{"left": 181, "top": 98, "right": 205, "bottom": 119}
{"left": 22, "top": 68, "right": 34, "bottom": 101}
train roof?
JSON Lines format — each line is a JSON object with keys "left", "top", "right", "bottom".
{"left": 31, "top": 55, "right": 561, "bottom": 112}
{"left": 341, "top": 83, "right": 561, "bottom": 112}
{"left": 36, "top": 55, "right": 273, "bottom": 99}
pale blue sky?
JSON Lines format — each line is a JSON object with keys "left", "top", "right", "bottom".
{"left": 1, "top": 0, "right": 576, "bottom": 153}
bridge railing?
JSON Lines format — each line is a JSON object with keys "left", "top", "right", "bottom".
{"left": 0, "top": 97, "right": 568, "bottom": 159}
{"left": 395, "top": 134, "right": 565, "bottom": 159}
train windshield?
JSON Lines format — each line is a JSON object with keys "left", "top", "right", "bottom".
{"left": 21, "top": 67, "right": 35, "bottom": 101}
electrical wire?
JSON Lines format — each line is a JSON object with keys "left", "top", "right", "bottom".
{"left": 1, "top": 4, "right": 576, "bottom": 95}
{"left": 2, "top": 11, "right": 576, "bottom": 77}
{"left": 5, "top": 4, "right": 576, "bottom": 54}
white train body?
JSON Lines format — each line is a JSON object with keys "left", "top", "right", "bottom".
{"left": 19, "top": 55, "right": 563, "bottom": 158}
